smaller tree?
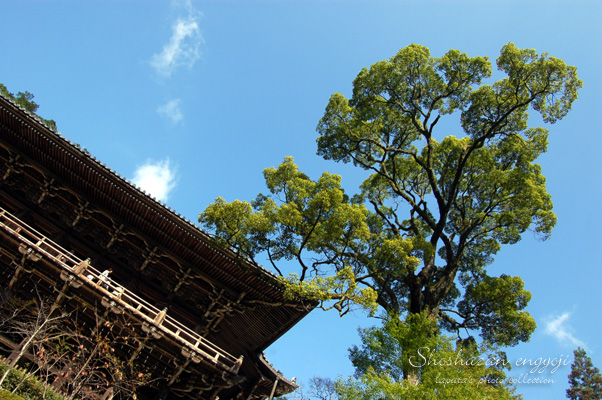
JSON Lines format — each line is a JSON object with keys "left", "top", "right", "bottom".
{"left": 567, "top": 348, "right": 602, "bottom": 400}
{"left": 0, "top": 294, "right": 150, "bottom": 400}
{"left": 40, "top": 310, "right": 150, "bottom": 400}
{"left": 277, "top": 376, "right": 337, "bottom": 400}
{"left": 0, "top": 296, "right": 69, "bottom": 388}
{"left": 337, "top": 313, "right": 519, "bottom": 400}
{"left": 307, "top": 376, "right": 337, "bottom": 400}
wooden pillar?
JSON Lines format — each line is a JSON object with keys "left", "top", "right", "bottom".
{"left": 268, "top": 378, "right": 279, "bottom": 400}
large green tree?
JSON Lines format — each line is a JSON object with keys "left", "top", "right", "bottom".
{"left": 200, "top": 43, "right": 580, "bottom": 351}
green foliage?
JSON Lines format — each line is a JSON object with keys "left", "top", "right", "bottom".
{"left": 349, "top": 313, "right": 442, "bottom": 382}
{"left": 452, "top": 275, "right": 536, "bottom": 347}
{"left": 0, "top": 390, "right": 25, "bottom": 400}
{"left": 200, "top": 44, "right": 581, "bottom": 350}
{"left": 338, "top": 314, "right": 517, "bottom": 400}
{"left": 201, "top": 156, "right": 384, "bottom": 314}
{"left": 0, "top": 83, "right": 57, "bottom": 131}
{"left": 278, "top": 267, "right": 378, "bottom": 316}
{"left": 567, "top": 348, "right": 602, "bottom": 400}
{"left": 0, "top": 363, "right": 64, "bottom": 400}
{"left": 0, "top": 83, "right": 39, "bottom": 113}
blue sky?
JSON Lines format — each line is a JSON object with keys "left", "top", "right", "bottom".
{"left": 1, "top": 1, "right": 601, "bottom": 399}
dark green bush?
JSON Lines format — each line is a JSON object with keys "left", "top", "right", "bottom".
{"left": 0, "top": 389, "right": 25, "bottom": 400}
{"left": 0, "top": 362, "right": 64, "bottom": 400}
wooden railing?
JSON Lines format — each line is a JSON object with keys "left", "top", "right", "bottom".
{"left": 0, "top": 207, "right": 242, "bottom": 374}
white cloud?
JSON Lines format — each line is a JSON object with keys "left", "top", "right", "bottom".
{"left": 150, "top": 0, "right": 203, "bottom": 77}
{"left": 157, "top": 99, "right": 183, "bottom": 123}
{"left": 543, "top": 312, "right": 587, "bottom": 350}
{"left": 132, "top": 159, "right": 177, "bottom": 202}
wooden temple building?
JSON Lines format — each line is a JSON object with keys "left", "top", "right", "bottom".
{"left": 0, "top": 92, "right": 311, "bottom": 399}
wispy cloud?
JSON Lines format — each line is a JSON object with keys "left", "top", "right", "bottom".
{"left": 132, "top": 159, "right": 177, "bottom": 202}
{"left": 150, "top": 0, "right": 203, "bottom": 77}
{"left": 543, "top": 312, "right": 587, "bottom": 350}
{"left": 157, "top": 99, "right": 183, "bottom": 123}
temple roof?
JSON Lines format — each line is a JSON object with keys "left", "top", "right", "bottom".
{"left": 0, "top": 92, "right": 312, "bottom": 389}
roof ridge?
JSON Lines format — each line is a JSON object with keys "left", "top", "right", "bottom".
{"left": 0, "top": 93, "right": 285, "bottom": 290}
{"left": 0, "top": 91, "right": 57, "bottom": 132}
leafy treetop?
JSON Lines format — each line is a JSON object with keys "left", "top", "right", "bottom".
{"left": 200, "top": 43, "right": 581, "bottom": 350}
